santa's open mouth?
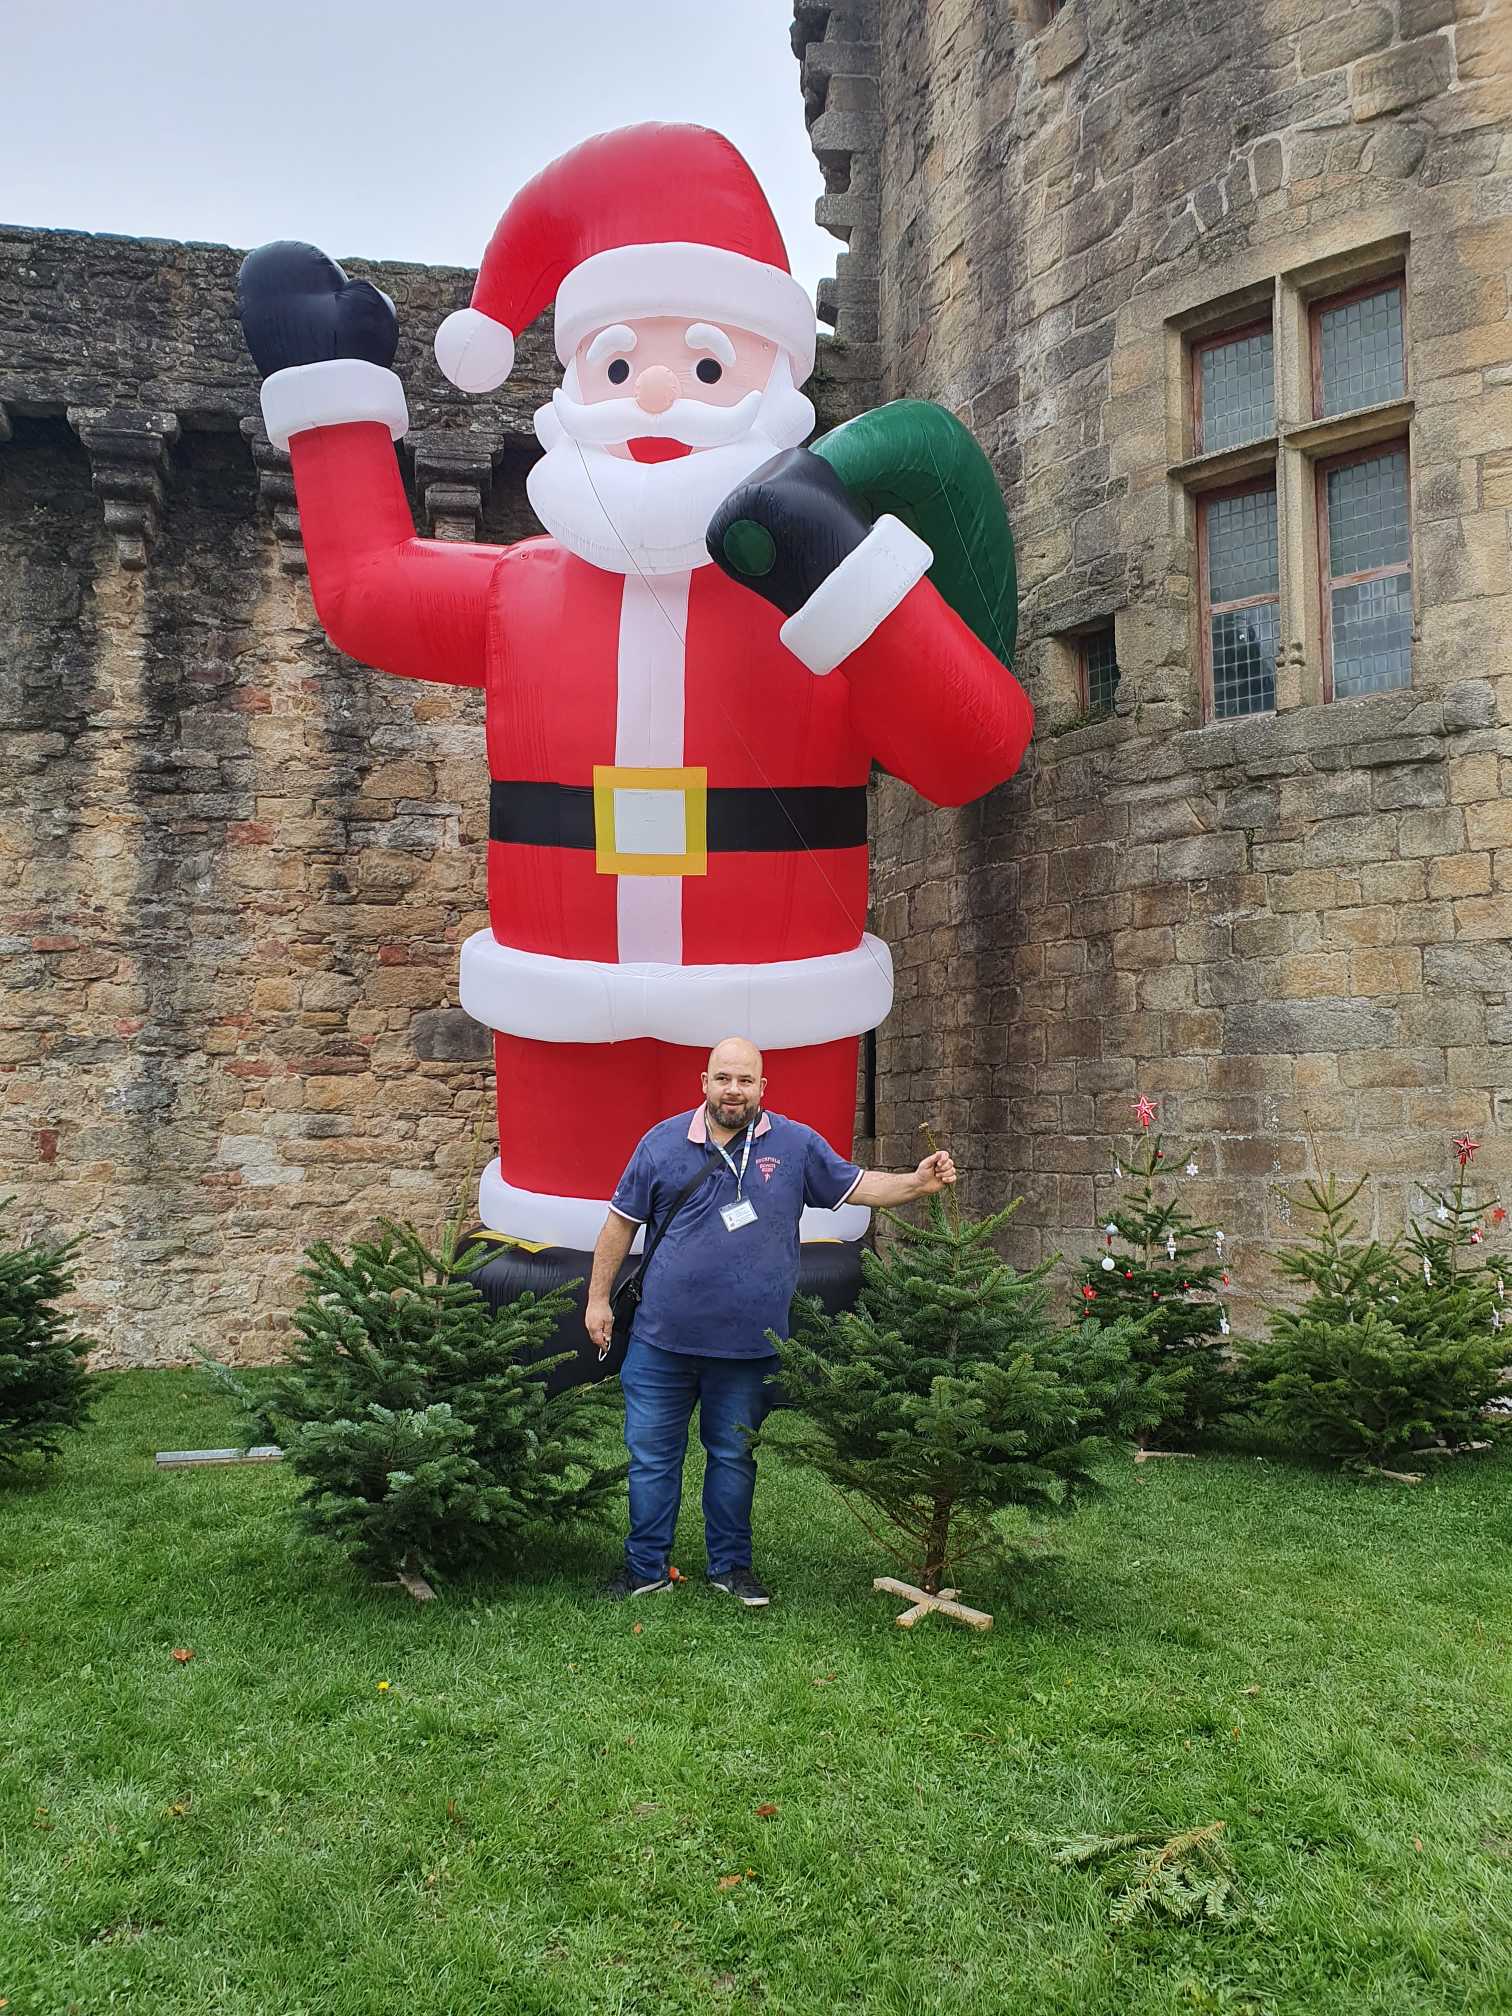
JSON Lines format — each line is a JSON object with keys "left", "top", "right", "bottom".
{"left": 627, "top": 438, "right": 694, "bottom": 464}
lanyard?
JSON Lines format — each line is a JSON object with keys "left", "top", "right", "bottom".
{"left": 709, "top": 1120, "right": 754, "bottom": 1202}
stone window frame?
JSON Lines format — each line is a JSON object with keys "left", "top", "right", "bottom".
{"left": 1047, "top": 614, "right": 1124, "bottom": 727}
{"left": 1078, "top": 622, "right": 1119, "bottom": 714}
{"left": 1166, "top": 234, "right": 1416, "bottom": 725}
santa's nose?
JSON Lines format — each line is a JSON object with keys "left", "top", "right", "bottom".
{"left": 634, "top": 365, "right": 680, "bottom": 415}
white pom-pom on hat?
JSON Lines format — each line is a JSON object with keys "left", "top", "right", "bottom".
{"left": 435, "top": 307, "right": 516, "bottom": 393}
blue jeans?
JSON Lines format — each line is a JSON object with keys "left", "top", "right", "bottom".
{"left": 619, "top": 1337, "right": 775, "bottom": 1582}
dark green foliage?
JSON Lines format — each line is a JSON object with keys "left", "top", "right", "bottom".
{"left": 1050, "top": 1821, "right": 1250, "bottom": 1929}
{"left": 222, "top": 1218, "right": 623, "bottom": 1582}
{"left": 0, "top": 1199, "right": 95, "bottom": 1467}
{"left": 1242, "top": 1158, "right": 1511, "bottom": 1471}
{"left": 765, "top": 1192, "right": 1154, "bottom": 1592}
{"left": 1075, "top": 1131, "right": 1234, "bottom": 1445}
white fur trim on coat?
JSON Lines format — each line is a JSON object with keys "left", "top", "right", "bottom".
{"left": 779, "top": 514, "right": 934, "bottom": 678}
{"left": 260, "top": 359, "right": 409, "bottom": 451}
{"left": 554, "top": 241, "right": 817, "bottom": 384}
{"left": 477, "top": 1161, "right": 871, "bottom": 1251}
{"left": 457, "top": 931, "right": 894, "bottom": 1048}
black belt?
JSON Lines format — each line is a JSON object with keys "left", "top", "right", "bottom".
{"left": 488, "top": 780, "right": 868, "bottom": 853}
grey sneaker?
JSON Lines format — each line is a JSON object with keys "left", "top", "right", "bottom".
{"left": 599, "top": 1568, "right": 673, "bottom": 1600}
{"left": 708, "top": 1567, "right": 770, "bottom": 1608}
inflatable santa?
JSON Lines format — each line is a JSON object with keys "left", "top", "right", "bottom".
{"left": 237, "top": 123, "right": 1032, "bottom": 1275}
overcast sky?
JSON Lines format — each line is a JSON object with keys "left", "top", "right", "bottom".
{"left": 5, "top": 0, "right": 837, "bottom": 297}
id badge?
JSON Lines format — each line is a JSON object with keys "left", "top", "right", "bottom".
{"left": 721, "top": 1198, "right": 758, "bottom": 1232}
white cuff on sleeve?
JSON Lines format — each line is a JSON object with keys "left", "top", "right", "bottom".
{"left": 779, "top": 513, "right": 933, "bottom": 677}
{"left": 260, "top": 359, "right": 409, "bottom": 452}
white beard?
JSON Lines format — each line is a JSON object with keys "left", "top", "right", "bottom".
{"left": 526, "top": 354, "right": 817, "bottom": 577}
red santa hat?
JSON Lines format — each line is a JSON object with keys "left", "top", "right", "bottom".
{"left": 434, "top": 124, "right": 817, "bottom": 395}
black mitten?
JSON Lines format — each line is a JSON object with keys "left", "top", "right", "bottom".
{"left": 706, "top": 448, "right": 872, "bottom": 617}
{"left": 236, "top": 241, "right": 398, "bottom": 378}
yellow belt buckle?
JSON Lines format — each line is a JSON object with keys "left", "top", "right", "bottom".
{"left": 593, "top": 765, "right": 708, "bottom": 877}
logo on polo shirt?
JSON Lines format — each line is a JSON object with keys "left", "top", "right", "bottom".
{"left": 756, "top": 1156, "right": 780, "bottom": 1183}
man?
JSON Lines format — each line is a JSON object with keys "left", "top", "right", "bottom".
{"left": 584, "top": 1036, "right": 956, "bottom": 1607}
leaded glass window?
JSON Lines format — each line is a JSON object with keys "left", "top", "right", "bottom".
{"left": 1195, "top": 325, "right": 1274, "bottom": 454}
{"left": 1202, "top": 484, "right": 1278, "bottom": 719}
{"left": 1315, "top": 283, "right": 1405, "bottom": 418}
{"left": 1321, "top": 445, "right": 1412, "bottom": 699}
{"left": 1081, "top": 626, "right": 1119, "bottom": 712}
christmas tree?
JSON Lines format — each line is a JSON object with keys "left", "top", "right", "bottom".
{"left": 766, "top": 1188, "right": 1154, "bottom": 1594}
{"left": 224, "top": 1216, "right": 623, "bottom": 1586}
{"left": 1075, "top": 1102, "right": 1234, "bottom": 1445}
{"left": 1242, "top": 1137, "right": 1511, "bottom": 1472}
{"left": 0, "top": 1200, "right": 95, "bottom": 1468}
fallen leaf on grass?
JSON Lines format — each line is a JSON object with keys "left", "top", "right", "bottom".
{"left": 171, "top": 1648, "right": 194, "bottom": 1664}
{"left": 755, "top": 1803, "right": 778, "bottom": 1819}
{"left": 1241, "top": 1685, "right": 1261, "bottom": 1696}
{"left": 668, "top": 1566, "right": 684, "bottom": 1582}
{"left": 716, "top": 1874, "right": 744, "bottom": 1892}
{"left": 812, "top": 1674, "right": 836, "bottom": 1687}
{"left": 167, "top": 1798, "right": 191, "bottom": 1818}
{"left": 632, "top": 1801, "right": 662, "bottom": 1818}
{"left": 632, "top": 1623, "right": 643, "bottom": 1636}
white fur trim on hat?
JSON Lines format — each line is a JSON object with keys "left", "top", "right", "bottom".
{"left": 476, "top": 1162, "right": 871, "bottom": 1251}
{"left": 260, "top": 359, "right": 409, "bottom": 452}
{"left": 458, "top": 931, "right": 893, "bottom": 1048}
{"left": 435, "top": 307, "right": 517, "bottom": 393}
{"left": 554, "top": 241, "right": 817, "bottom": 384}
{"left": 780, "top": 515, "right": 934, "bottom": 677}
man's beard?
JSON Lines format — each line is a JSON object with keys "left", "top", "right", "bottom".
{"left": 526, "top": 353, "right": 816, "bottom": 577}
{"left": 707, "top": 1094, "right": 757, "bottom": 1133}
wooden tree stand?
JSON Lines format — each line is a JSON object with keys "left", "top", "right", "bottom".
{"left": 873, "top": 1576, "right": 993, "bottom": 1632}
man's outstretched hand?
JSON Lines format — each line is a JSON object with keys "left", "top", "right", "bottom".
{"left": 915, "top": 1150, "right": 956, "bottom": 1194}
{"left": 236, "top": 241, "right": 399, "bottom": 379}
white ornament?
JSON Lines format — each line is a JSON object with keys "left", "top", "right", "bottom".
{"left": 1101, "top": 1255, "right": 1115, "bottom": 1272}
{"left": 1423, "top": 1257, "right": 1432, "bottom": 1283}
{"left": 1436, "top": 1205, "right": 1450, "bottom": 1222}
{"left": 1105, "top": 1223, "right": 1118, "bottom": 1237}
{"left": 1185, "top": 1160, "right": 1199, "bottom": 1177}
{"left": 1166, "top": 1236, "right": 1178, "bottom": 1260}
{"left": 1493, "top": 1309, "right": 1504, "bottom": 1333}
{"left": 1114, "top": 1164, "right": 1123, "bottom": 1179}
{"left": 1219, "top": 1314, "right": 1231, "bottom": 1337}
{"left": 1215, "top": 1231, "right": 1225, "bottom": 1249}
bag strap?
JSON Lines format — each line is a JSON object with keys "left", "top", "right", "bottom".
{"left": 640, "top": 1153, "right": 720, "bottom": 1273}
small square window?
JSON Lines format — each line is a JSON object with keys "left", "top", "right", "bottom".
{"left": 1080, "top": 626, "right": 1119, "bottom": 713}
{"left": 1200, "top": 483, "right": 1278, "bottom": 720}
{"left": 1193, "top": 323, "right": 1274, "bottom": 455}
{"left": 1313, "top": 282, "right": 1405, "bottom": 418}
{"left": 1319, "top": 443, "right": 1412, "bottom": 700}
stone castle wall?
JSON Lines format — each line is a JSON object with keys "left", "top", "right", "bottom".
{"left": 794, "top": 0, "right": 1512, "bottom": 1316}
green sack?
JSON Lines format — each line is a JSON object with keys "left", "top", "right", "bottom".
{"left": 811, "top": 399, "right": 1018, "bottom": 669}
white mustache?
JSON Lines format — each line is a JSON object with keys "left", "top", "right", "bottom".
{"left": 549, "top": 387, "right": 763, "bottom": 449}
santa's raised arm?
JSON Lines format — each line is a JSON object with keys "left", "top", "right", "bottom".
{"left": 236, "top": 124, "right": 1032, "bottom": 1273}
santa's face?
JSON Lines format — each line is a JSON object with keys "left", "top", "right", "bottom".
{"left": 572, "top": 316, "right": 778, "bottom": 463}
{"left": 527, "top": 312, "right": 815, "bottom": 576}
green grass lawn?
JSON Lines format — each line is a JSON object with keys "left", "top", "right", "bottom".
{"left": 3, "top": 1372, "right": 1511, "bottom": 2016}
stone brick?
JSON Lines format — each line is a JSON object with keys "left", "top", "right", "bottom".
{"left": 1397, "top": 808, "right": 1468, "bottom": 858}
{"left": 1224, "top": 1001, "right": 1401, "bottom": 1053}
{"left": 1349, "top": 947, "right": 1424, "bottom": 996}
{"left": 1156, "top": 833, "right": 1250, "bottom": 881}
{"left": 1371, "top": 764, "right": 1446, "bottom": 811}
{"left": 1352, "top": 37, "right": 1454, "bottom": 120}
{"left": 1299, "top": 5, "right": 1393, "bottom": 76}
{"left": 1423, "top": 943, "right": 1512, "bottom": 992}
{"left": 1448, "top": 754, "right": 1501, "bottom": 803}
{"left": 1453, "top": 895, "right": 1512, "bottom": 940}
{"left": 1466, "top": 800, "right": 1512, "bottom": 850}
{"left": 1274, "top": 953, "right": 1351, "bottom": 998}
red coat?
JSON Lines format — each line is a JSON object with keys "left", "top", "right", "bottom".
{"left": 288, "top": 420, "right": 1032, "bottom": 1044}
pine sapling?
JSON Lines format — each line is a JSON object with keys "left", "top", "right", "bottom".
{"left": 218, "top": 1214, "right": 623, "bottom": 1586}
{"left": 765, "top": 1185, "right": 1154, "bottom": 1596}
{"left": 0, "top": 1199, "right": 95, "bottom": 1469}
{"left": 1076, "top": 1106, "right": 1234, "bottom": 1444}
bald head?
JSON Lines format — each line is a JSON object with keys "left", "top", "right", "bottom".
{"left": 702, "top": 1036, "right": 766, "bottom": 1138}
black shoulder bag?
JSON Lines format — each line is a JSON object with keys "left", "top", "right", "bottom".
{"left": 609, "top": 1155, "right": 719, "bottom": 1345}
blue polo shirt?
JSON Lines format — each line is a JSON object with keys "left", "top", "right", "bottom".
{"left": 609, "top": 1108, "right": 864, "bottom": 1360}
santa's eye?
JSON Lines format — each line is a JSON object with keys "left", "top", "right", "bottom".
{"left": 607, "top": 358, "right": 630, "bottom": 385}
{"left": 696, "top": 357, "right": 723, "bottom": 385}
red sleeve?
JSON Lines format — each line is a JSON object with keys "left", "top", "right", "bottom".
{"left": 287, "top": 422, "right": 494, "bottom": 691}
{"left": 841, "top": 578, "right": 1034, "bottom": 807}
